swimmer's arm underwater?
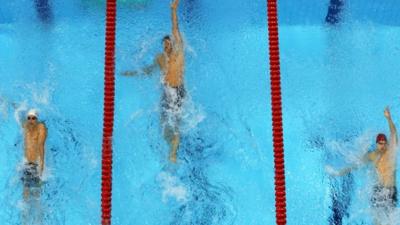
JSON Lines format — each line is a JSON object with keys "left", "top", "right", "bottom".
{"left": 326, "top": 165, "right": 354, "bottom": 177}
{"left": 121, "top": 56, "right": 161, "bottom": 76}
{"left": 326, "top": 153, "right": 371, "bottom": 176}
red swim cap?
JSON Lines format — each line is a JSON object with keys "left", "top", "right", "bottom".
{"left": 376, "top": 133, "right": 387, "bottom": 143}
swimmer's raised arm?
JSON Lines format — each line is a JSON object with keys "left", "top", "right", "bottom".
{"left": 171, "top": 0, "right": 182, "bottom": 47}
{"left": 384, "top": 106, "right": 397, "bottom": 147}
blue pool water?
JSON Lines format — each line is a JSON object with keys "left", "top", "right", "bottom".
{"left": 1, "top": 0, "right": 400, "bottom": 225}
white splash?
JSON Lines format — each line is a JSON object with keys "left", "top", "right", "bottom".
{"left": 16, "top": 199, "right": 28, "bottom": 211}
{"left": 0, "top": 96, "right": 9, "bottom": 118}
{"left": 371, "top": 207, "right": 400, "bottom": 225}
{"left": 181, "top": 95, "right": 205, "bottom": 134}
{"left": 326, "top": 130, "right": 373, "bottom": 167}
{"left": 31, "top": 85, "right": 52, "bottom": 106}
{"left": 14, "top": 101, "right": 28, "bottom": 127}
{"left": 157, "top": 171, "right": 188, "bottom": 204}
{"left": 40, "top": 166, "right": 53, "bottom": 182}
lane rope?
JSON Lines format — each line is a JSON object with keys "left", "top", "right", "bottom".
{"left": 266, "top": 1, "right": 287, "bottom": 224}
{"left": 101, "top": 0, "right": 116, "bottom": 224}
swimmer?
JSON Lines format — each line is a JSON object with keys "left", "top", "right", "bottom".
{"left": 34, "top": 0, "right": 53, "bottom": 24}
{"left": 327, "top": 107, "right": 398, "bottom": 225}
{"left": 122, "top": 0, "right": 185, "bottom": 163}
{"left": 22, "top": 109, "right": 47, "bottom": 200}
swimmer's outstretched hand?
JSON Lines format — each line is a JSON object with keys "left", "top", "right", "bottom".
{"left": 171, "top": 0, "right": 179, "bottom": 9}
{"left": 325, "top": 165, "right": 341, "bottom": 176}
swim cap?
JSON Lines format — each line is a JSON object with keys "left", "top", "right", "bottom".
{"left": 376, "top": 133, "right": 387, "bottom": 143}
{"left": 27, "top": 109, "right": 38, "bottom": 118}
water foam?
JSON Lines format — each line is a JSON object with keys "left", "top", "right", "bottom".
{"left": 157, "top": 171, "right": 188, "bottom": 204}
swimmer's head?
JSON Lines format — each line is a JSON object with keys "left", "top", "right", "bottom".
{"left": 163, "top": 35, "right": 173, "bottom": 54}
{"left": 26, "top": 109, "right": 38, "bottom": 123}
{"left": 376, "top": 133, "right": 388, "bottom": 151}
